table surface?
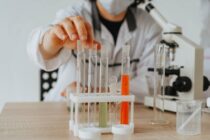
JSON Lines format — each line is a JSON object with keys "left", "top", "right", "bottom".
{"left": 0, "top": 102, "right": 210, "bottom": 140}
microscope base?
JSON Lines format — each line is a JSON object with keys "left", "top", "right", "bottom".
{"left": 144, "top": 96, "right": 177, "bottom": 112}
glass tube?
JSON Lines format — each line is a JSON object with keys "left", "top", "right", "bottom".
{"left": 76, "top": 40, "right": 82, "bottom": 95}
{"left": 76, "top": 40, "right": 83, "bottom": 127}
{"left": 88, "top": 44, "right": 98, "bottom": 127}
{"left": 120, "top": 44, "right": 130, "bottom": 125}
{"left": 77, "top": 40, "right": 87, "bottom": 126}
{"left": 83, "top": 46, "right": 87, "bottom": 126}
{"left": 109, "top": 76, "right": 118, "bottom": 125}
{"left": 99, "top": 46, "right": 109, "bottom": 128}
{"left": 93, "top": 45, "right": 98, "bottom": 126}
{"left": 151, "top": 44, "right": 169, "bottom": 125}
{"left": 87, "top": 49, "right": 92, "bottom": 126}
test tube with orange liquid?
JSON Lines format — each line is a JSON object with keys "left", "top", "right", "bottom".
{"left": 120, "top": 44, "right": 130, "bottom": 125}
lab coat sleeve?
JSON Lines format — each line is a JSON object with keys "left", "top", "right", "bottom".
{"left": 27, "top": 26, "right": 72, "bottom": 71}
{"left": 200, "top": 0, "right": 210, "bottom": 96}
{"left": 130, "top": 23, "right": 162, "bottom": 103}
{"left": 27, "top": 4, "right": 83, "bottom": 71}
{"left": 200, "top": 0, "right": 210, "bottom": 48}
{"left": 44, "top": 58, "right": 77, "bottom": 101}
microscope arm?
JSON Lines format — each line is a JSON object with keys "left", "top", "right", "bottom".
{"left": 139, "top": 1, "right": 182, "bottom": 37}
{"left": 140, "top": 0, "right": 204, "bottom": 100}
{"left": 140, "top": 1, "right": 168, "bottom": 29}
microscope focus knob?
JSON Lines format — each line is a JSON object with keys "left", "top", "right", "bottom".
{"left": 173, "top": 76, "right": 192, "bottom": 92}
{"left": 203, "top": 76, "right": 210, "bottom": 91}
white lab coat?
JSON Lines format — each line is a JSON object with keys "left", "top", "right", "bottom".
{"left": 201, "top": 0, "right": 210, "bottom": 49}
{"left": 27, "top": 1, "right": 161, "bottom": 102}
{"left": 200, "top": 0, "right": 210, "bottom": 97}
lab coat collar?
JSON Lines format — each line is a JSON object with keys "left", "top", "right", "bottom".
{"left": 114, "top": 21, "right": 132, "bottom": 58}
{"left": 100, "top": 20, "right": 133, "bottom": 49}
{"left": 99, "top": 21, "right": 133, "bottom": 59}
{"left": 101, "top": 24, "right": 115, "bottom": 46}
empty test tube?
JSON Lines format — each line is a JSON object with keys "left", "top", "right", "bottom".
{"left": 76, "top": 40, "right": 82, "bottom": 95}
{"left": 82, "top": 43, "right": 87, "bottom": 126}
{"left": 76, "top": 40, "right": 83, "bottom": 127}
{"left": 92, "top": 45, "right": 99, "bottom": 126}
{"left": 87, "top": 44, "right": 98, "bottom": 126}
{"left": 87, "top": 49, "right": 92, "bottom": 126}
{"left": 77, "top": 40, "right": 87, "bottom": 126}
{"left": 109, "top": 76, "right": 118, "bottom": 125}
{"left": 76, "top": 40, "right": 86, "bottom": 93}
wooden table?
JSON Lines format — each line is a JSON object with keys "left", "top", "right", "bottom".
{"left": 0, "top": 102, "right": 210, "bottom": 140}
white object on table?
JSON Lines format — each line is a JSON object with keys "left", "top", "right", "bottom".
{"left": 79, "top": 127, "right": 101, "bottom": 140}
{"left": 112, "top": 124, "right": 133, "bottom": 140}
{"left": 207, "top": 97, "right": 210, "bottom": 107}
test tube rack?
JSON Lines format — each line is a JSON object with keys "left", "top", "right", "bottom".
{"left": 68, "top": 92, "right": 135, "bottom": 137}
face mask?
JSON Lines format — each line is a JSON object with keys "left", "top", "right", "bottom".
{"left": 98, "top": 0, "right": 134, "bottom": 15}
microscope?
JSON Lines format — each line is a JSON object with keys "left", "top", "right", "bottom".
{"left": 137, "top": 0, "right": 209, "bottom": 112}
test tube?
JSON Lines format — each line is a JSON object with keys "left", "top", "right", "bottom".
{"left": 82, "top": 47, "right": 86, "bottom": 94}
{"left": 99, "top": 46, "right": 109, "bottom": 128}
{"left": 92, "top": 45, "right": 98, "bottom": 126}
{"left": 87, "top": 49, "right": 92, "bottom": 126}
{"left": 77, "top": 40, "right": 87, "bottom": 126}
{"left": 76, "top": 40, "right": 82, "bottom": 95}
{"left": 77, "top": 40, "right": 86, "bottom": 93}
{"left": 82, "top": 44, "right": 87, "bottom": 126}
{"left": 109, "top": 76, "right": 118, "bottom": 125}
{"left": 151, "top": 44, "right": 169, "bottom": 125}
{"left": 76, "top": 40, "right": 83, "bottom": 127}
{"left": 120, "top": 44, "right": 130, "bottom": 125}
{"left": 87, "top": 44, "right": 98, "bottom": 126}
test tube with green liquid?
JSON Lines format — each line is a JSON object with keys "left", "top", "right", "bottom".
{"left": 99, "top": 46, "right": 109, "bottom": 127}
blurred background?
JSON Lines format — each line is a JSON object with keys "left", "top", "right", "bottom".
{"left": 0, "top": 0, "right": 205, "bottom": 111}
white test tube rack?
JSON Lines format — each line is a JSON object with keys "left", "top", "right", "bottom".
{"left": 68, "top": 92, "right": 135, "bottom": 137}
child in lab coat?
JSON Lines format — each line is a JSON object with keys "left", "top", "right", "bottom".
{"left": 27, "top": 0, "right": 161, "bottom": 101}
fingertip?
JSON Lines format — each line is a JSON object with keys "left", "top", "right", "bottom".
{"left": 94, "top": 42, "right": 101, "bottom": 50}
{"left": 54, "top": 24, "right": 67, "bottom": 41}
{"left": 80, "top": 35, "right": 87, "bottom": 41}
{"left": 87, "top": 40, "right": 94, "bottom": 49}
{"left": 70, "top": 34, "right": 78, "bottom": 40}
{"left": 62, "top": 35, "right": 67, "bottom": 40}
{"left": 97, "top": 44, "right": 101, "bottom": 50}
{"left": 60, "top": 92, "right": 66, "bottom": 97}
{"left": 93, "top": 40, "right": 101, "bottom": 47}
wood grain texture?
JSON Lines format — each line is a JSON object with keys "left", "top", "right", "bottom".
{"left": 0, "top": 102, "right": 210, "bottom": 140}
